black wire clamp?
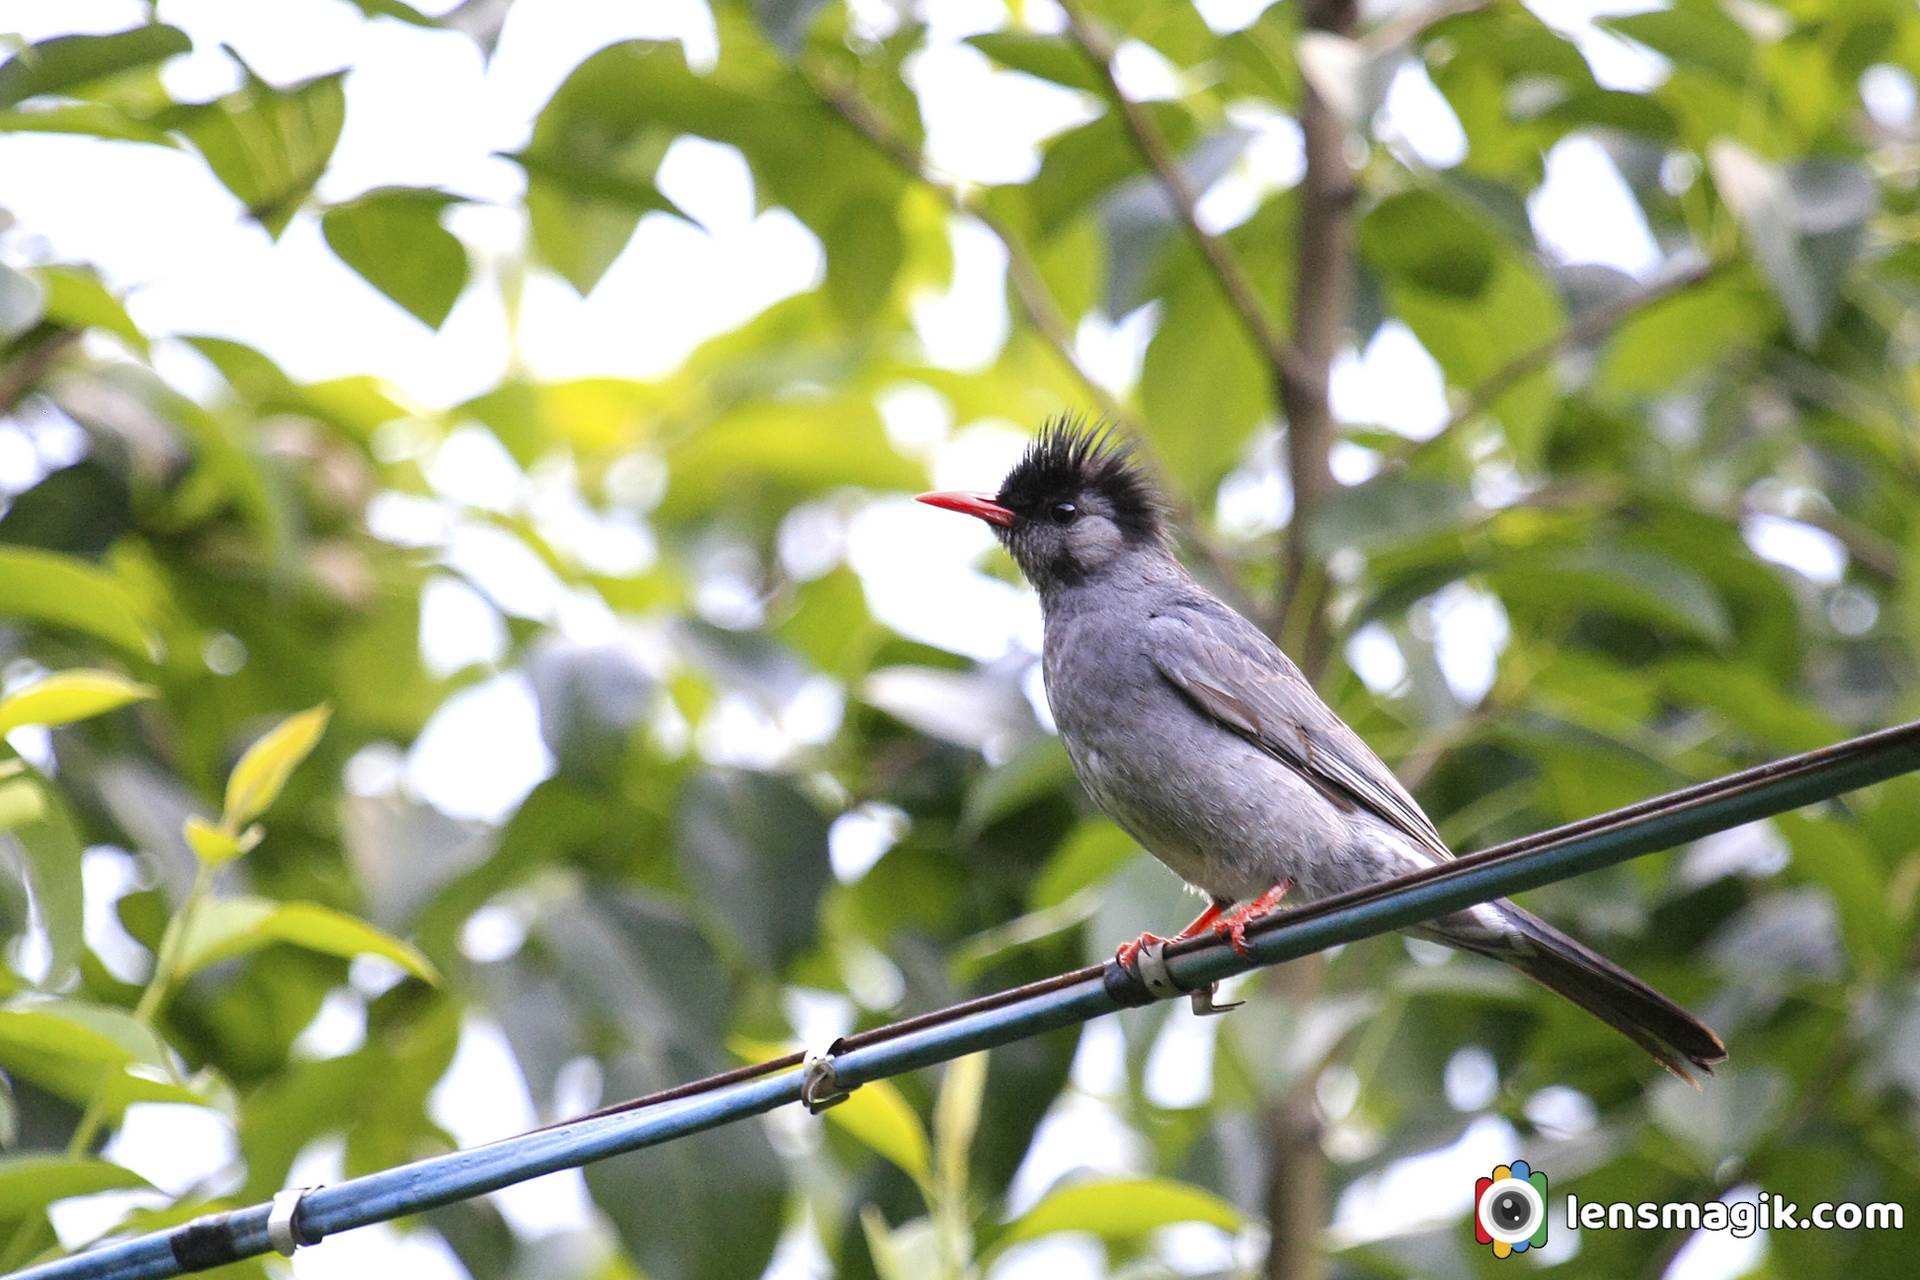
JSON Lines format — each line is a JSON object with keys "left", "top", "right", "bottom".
{"left": 800, "top": 1043, "right": 853, "bottom": 1114}
{"left": 267, "top": 1186, "right": 322, "bottom": 1256}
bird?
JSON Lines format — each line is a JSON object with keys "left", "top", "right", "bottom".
{"left": 917, "top": 418, "right": 1727, "bottom": 1081}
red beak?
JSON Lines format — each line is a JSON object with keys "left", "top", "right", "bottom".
{"left": 916, "top": 490, "right": 1015, "bottom": 528}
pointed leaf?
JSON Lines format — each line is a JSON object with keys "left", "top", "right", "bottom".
{"left": 0, "top": 670, "right": 154, "bottom": 737}
{"left": 162, "top": 69, "right": 345, "bottom": 237}
{"left": 183, "top": 815, "right": 258, "bottom": 866}
{"left": 934, "top": 1051, "right": 988, "bottom": 1206}
{"left": 0, "top": 26, "right": 191, "bottom": 109}
{"left": 824, "top": 1079, "right": 931, "bottom": 1183}
{"left": 0, "top": 1155, "right": 150, "bottom": 1220}
{"left": 8, "top": 777, "right": 85, "bottom": 980}
{"left": 177, "top": 896, "right": 438, "bottom": 984}
{"left": 0, "top": 547, "right": 155, "bottom": 657}
{"left": 993, "top": 1176, "right": 1244, "bottom": 1253}
{"left": 222, "top": 704, "right": 330, "bottom": 830}
{"left": 321, "top": 188, "right": 469, "bottom": 328}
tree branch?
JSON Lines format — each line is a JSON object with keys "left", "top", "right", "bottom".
{"left": 1057, "top": 0, "right": 1315, "bottom": 398}
{"left": 800, "top": 62, "right": 1258, "bottom": 606}
{"left": 800, "top": 63, "right": 1134, "bottom": 434}
{"left": 1399, "top": 258, "right": 1725, "bottom": 465}
{"left": 0, "top": 327, "right": 81, "bottom": 415}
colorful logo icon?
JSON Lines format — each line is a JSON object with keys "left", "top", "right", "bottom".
{"left": 1475, "top": 1161, "right": 1549, "bottom": 1257}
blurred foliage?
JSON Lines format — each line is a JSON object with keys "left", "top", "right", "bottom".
{"left": 0, "top": 1, "right": 1918, "bottom": 1278}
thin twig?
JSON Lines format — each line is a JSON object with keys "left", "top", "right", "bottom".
{"left": 799, "top": 64, "right": 1134, "bottom": 433}
{"left": 1056, "top": 0, "right": 1316, "bottom": 399}
{"left": 1401, "top": 258, "right": 1726, "bottom": 464}
{"left": 801, "top": 61, "right": 1258, "bottom": 606}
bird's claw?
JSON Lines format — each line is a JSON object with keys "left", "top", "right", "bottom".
{"left": 1189, "top": 983, "right": 1242, "bottom": 1016}
{"left": 1211, "top": 878, "right": 1295, "bottom": 959}
{"left": 1115, "top": 932, "right": 1170, "bottom": 973}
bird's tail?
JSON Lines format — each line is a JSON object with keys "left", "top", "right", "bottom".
{"left": 1440, "top": 904, "right": 1727, "bottom": 1084}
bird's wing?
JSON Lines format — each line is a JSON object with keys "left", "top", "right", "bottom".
{"left": 1145, "top": 608, "right": 1452, "bottom": 864}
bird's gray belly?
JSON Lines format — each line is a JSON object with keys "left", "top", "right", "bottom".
{"left": 1059, "top": 703, "right": 1417, "bottom": 905}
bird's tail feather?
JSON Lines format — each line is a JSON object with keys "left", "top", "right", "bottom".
{"left": 1450, "top": 904, "right": 1727, "bottom": 1084}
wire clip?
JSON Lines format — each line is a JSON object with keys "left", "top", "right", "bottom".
{"left": 801, "top": 1042, "right": 854, "bottom": 1114}
{"left": 1133, "top": 942, "right": 1182, "bottom": 1000}
{"left": 1133, "top": 942, "right": 1240, "bottom": 1016}
{"left": 1188, "top": 982, "right": 1242, "bottom": 1017}
{"left": 268, "top": 1185, "right": 322, "bottom": 1256}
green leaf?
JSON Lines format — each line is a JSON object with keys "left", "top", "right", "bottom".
{"left": 0, "top": 669, "right": 154, "bottom": 737}
{"left": 222, "top": 703, "right": 330, "bottom": 830}
{"left": 8, "top": 775, "right": 86, "bottom": 979}
{"left": 177, "top": 896, "right": 439, "bottom": 984}
{"left": 35, "top": 266, "right": 150, "bottom": 355}
{"left": 1487, "top": 546, "right": 1733, "bottom": 646}
{"left": 961, "top": 736, "right": 1075, "bottom": 836}
{"left": 0, "top": 103, "right": 174, "bottom": 144}
{"left": 321, "top": 188, "right": 469, "bottom": 329}
{"left": 1603, "top": 6, "right": 1753, "bottom": 82}
{"left": 993, "top": 1176, "right": 1244, "bottom": 1253}
{"left": 162, "top": 68, "right": 346, "bottom": 237}
{"left": 0, "top": 26, "right": 192, "bottom": 109}
{"left": 1360, "top": 190, "right": 1497, "bottom": 297}
{"left": 1390, "top": 250, "right": 1565, "bottom": 462}
{"left": 824, "top": 1079, "right": 931, "bottom": 1183}
{"left": 823, "top": 195, "right": 904, "bottom": 325}
{"left": 1139, "top": 264, "right": 1268, "bottom": 494}
{"left": 0, "top": 1000, "right": 171, "bottom": 1105}
{"left": 1597, "top": 272, "right": 1774, "bottom": 395}
{"left": 934, "top": 1051, "right": 988, "bottom": 1206}
{"left": 0, "top": 1155, "right": 149, "bottom": 1220}
{"left": 1030, "top": 821, "right": 1137, "bottom": 910}
{"left": 0, "top": 547, "right": 154, "bottom": 657}
{"left": 183, "top": 815, "right": 259, "bottom": 866}
{"left": 966, "top": 32, "right": 1103, "bottom": 93}
{"left": 674, "top": 770, "right": 831, "bottom": 969}
{"left": 0, "top": 778, "right": 44, "bottom": 831}
{"left": 1021, "top": 101, "right": 1200, "bottom": 236}
{"left": 1708, "top": 143, "right": 1874, "bottom": 348}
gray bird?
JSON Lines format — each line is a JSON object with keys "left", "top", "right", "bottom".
{"left": 919, "top": 420, "right": 1726, "bottom": 1080}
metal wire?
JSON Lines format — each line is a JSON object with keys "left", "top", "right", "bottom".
{"left": 19, "top": 720, "right": 1920, "bottom": 1280}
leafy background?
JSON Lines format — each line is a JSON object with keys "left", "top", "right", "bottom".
{"left": 0, "top": 0, "right": 1917, "bottom": 1278}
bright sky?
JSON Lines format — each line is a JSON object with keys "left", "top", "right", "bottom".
{"left": 0, "top": 1, "right": 1826, "bottom": 1276}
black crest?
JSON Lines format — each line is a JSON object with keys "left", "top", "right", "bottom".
{"left": 996, "top": 417, "right": 1163, "bottom": 541}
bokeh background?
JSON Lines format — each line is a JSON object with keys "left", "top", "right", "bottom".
{"left": 0, "top": 0, "right": 1916, "bottom": 1277}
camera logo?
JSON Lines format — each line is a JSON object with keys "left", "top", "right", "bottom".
{"left": 1475, "top": 1160, "right": 1549, "bottom": 1257}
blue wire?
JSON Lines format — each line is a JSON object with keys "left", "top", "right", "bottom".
{"left": 17, "top": 724, "right": 1920, "bottom": 1280}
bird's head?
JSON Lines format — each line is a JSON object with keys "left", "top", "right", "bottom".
{"left": 917, "top": 418, "right": 1165, "bottom": 593}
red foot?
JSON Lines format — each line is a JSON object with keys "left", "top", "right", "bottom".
{"left": 1213, "top": 879, "right": 1294, "bottom": 958}
{"left": 1115, "top": 902, "right": 1226, "bottom": 971}
{"left": 1115, "top": 932, "right": 1170, "bottom": 971}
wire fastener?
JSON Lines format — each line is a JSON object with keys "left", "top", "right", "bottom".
{"left": 1133, "top": 942, "right": 1182, "bottom": 999}
{"left": 267, "top": 1186, "right": 321, "bottom": 1256}
{"left": 801, "top": 1043, "right": 853, "bottom": 1114}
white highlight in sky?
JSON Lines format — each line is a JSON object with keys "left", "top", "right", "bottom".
{"left": 1330, "top": 321, "right": 1450, "bottom": 439}
{"left": 406, "top": 672, "right": 554, "bottom": 822}
{"left": 1741, "top": 514, "right": 1848, "bottom": 585}
{"left": 1529, "top": 135, "right": 1662, "bottom": 279}
{"left": 1379, "top": 61, "right": 1468, "bottom": 169}
{"left": 1346, "top": 621, "right": 1410, "bottom": 696}
{"left": 429, "top": 1014, "right": 599, "bottom": 1237}
{"left": 911, "top": 217, "right": 1012, "bottom": 370}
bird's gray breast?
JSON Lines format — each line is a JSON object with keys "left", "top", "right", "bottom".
{"left": 1041, "top": 605, "right": 1360, "bottom": 903}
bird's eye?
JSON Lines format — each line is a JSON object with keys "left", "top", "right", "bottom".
{"left": 1049, "top": 501, "right": 1078, "bottom": 525}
